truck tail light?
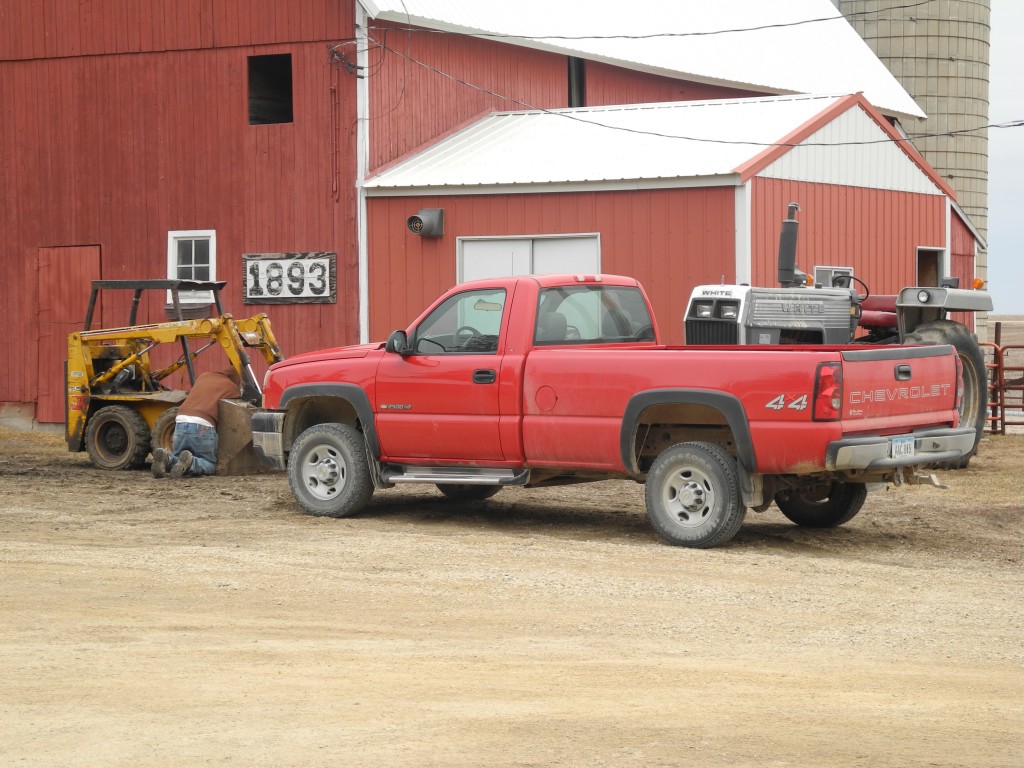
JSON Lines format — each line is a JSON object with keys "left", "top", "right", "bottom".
{"left": 813, "top": 362, "right": 843, "bottom": 421}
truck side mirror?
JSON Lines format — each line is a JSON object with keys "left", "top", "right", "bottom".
{"left": 385, "top": 330, "right": 410, "bottom": 355}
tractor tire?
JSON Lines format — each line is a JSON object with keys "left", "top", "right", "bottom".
{"left": 775, "top": 481, "right": 867, "bottom": 528}
{"left": 150, "top": 407, "right": 178, "bottom": 456}
{"left": 85, "top": 405, "right": 151, "bottom": 470}
{"left": 644, "top": 441, "right": 746, "bottom": 548}
{"left": 287, "top": 423, "right": 374, "bottom": 518}
{"left": 904, "top": 320, "right": 987, "bottom": 469}
{"left": 436, "top": 484, "right": 502, "bottom": 502}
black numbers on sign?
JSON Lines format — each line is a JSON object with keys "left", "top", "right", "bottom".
{"left": 287, "top": 262, "right": 304, "bottom": 295}
{"left": 307, "top": 262, "right": 327, "bottom": 295}
{"left": 246, "top": 258, "right": 330, "bottom": 299}
{"left": 247, "top": 262, "right": 263, "bottom": 296}
{"left": 266, "top": 262, "right": 284, "bottom": 296}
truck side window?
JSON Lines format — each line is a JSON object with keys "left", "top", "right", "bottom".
{"left": 535, "top": 286, "right": 653, "bottom": 345}
{"left": 412, "top": 288, "right": 506, "bottom": 354}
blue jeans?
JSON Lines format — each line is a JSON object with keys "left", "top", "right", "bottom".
{"left": 171, "top": 422, "right": 219, "bottom": 476}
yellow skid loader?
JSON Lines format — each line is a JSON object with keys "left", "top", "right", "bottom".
{"left": 66, "top": 280, "right": 284, "bottom": 471}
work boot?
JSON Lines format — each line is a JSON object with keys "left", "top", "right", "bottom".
{"left": 151, "top": 448, "right": 171, "bottom": 478}
{"left": 170, "top": 450, "right": 193, "bottom": 478}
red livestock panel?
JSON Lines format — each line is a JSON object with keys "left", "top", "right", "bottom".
{"left": 366, "top": 187, "right": 736, "bottom": 344}
{"left": 750, "top": 178, "right": 946, "bottom": 295}
{"left": 366, "top": 21, "right": 567, "bottom": 172}
{"left": 584, "top": 61, "right": 760, "bottom": 106}
{"left": 0, "top": 0, "right": 352, "bottom": 60}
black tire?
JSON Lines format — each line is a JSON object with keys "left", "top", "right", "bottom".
{"left": 904, "top": 320, "right": 986, "bottom": 469}
{"left": 150, "top": 407, "right": 178, "bottom": 456}
{"left": 644, "top": 441, "right": 746, "bottom": 548}
{"left": 775, "top": 481, "right": 867, "bottom": 528}
{"left": 84, "top": 405, "right": 151, "bottom": 470}
{"left": 436, "top": 484, "right": 502, "bottom": 502}
{"left": 287, "top": 423, "right": 374, "bottom": 517}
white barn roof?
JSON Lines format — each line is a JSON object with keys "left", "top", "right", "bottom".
{"left": 364, "top": 94, "right": 947, "bottom": 196}
{"left": 361, "top": 0, "right": 925, "bottom": 122}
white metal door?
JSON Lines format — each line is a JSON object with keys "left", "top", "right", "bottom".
{"left": 459, "top": 235, "right": 599, "bottom": 281}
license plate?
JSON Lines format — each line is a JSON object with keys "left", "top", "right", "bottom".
{"left": 891, "top": 436, "right": 915, "bottom": 459}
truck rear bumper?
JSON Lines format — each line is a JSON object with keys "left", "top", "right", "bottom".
{"left": 251, "top": 411, "right": 286, "bottom": 470}
{"left": 826, "top": 426, "right": 976, "bottom": 471}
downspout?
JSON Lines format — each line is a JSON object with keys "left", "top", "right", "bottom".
{"left": 944, "top": 195, "right": 952, "bottom": 278}
{"left": 734, "top": 181, "right": 752, "bottom": 284}
{"left": 356, "top": 3, "right": 371, "bottom": 343}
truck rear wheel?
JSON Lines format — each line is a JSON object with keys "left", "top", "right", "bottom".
{"left": 436, "top": 484, "right": 502, "bottom": 502}
{"left": 287, "top": 423, "right": 374, "bottom": 517}
{"left": 85, "top": 405, "right": 151, "bottom": 470}
{"left": 644, "top": 441, "right": 746, "bottom": 548}
{"left": 903, "top": 320, "right": 986, "bottom": 469}
{"left": 775, "top": 481, "right": 867, "bottom": 527}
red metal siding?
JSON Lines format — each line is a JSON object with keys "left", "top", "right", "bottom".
{"left": 366, "top": 21, "right": 568, "bottom": 172}
{"left": 1, "top": 31, "right": 361, "bottom": 406}
{"left": 0, "top": 0, "right": 350, "bottom": 60}
{"left": 949, "top": 210, "right": 977, "bottom": 330}
{"left": 750, "top": 177, "right": 946, "bottom": 294}
{"left": 35, "top": 247, "right": 102, "bottom": 422}
{"left": 366, "top": 188, "right": 736, "bottom": 344}
{"left": 584, "top": 61, "right": 760, "bottom": 106}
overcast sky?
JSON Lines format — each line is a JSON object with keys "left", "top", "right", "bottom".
{"left": 986, "top": 0, "right": 1023, "bottom": 314}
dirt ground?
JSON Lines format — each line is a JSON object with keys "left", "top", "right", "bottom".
{"left": 1, "top": 427, "right": 1021, "bottom": 768}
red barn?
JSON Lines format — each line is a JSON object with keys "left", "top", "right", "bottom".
{"left": 0, "top": 0, "right": 982, "bottom": 426}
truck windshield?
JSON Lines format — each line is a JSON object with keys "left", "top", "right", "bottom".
{"left": 534, "top": 285, "right": 654, "bottom": 345}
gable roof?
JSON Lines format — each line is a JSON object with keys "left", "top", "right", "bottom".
{"left": 363, "top": 94, "right": 949, "bottom": 196}
{"left": 361, "top": 0, "right": 925, "bottom": 122}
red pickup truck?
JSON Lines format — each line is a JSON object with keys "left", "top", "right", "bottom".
{"left": 252, "top": 274, "right": 974, "bottom": 548}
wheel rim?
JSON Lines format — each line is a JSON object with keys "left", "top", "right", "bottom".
{"left": 659, "top": 466, "right": 715, "bottom": 528}
{"left": 98, "top": 420, "right": 129, "bottom": 461}
{"left": 299, "top": 444, "right": 347, "bottom": 501}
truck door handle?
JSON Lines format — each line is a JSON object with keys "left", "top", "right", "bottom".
{"left": 895, "top": 364, "right": 912, "bottom": 381}
{"left": 473, "top": 369, "right": 496, "bottom": 384}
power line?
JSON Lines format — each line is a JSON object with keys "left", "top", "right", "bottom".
{"left": 376, "top": 0, "right": 937, "bottom": 42}
{"left": 371, "top": 37, "right": 1022, "bottom": 149}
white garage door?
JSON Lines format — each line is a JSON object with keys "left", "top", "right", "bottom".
{"left": 458, "top": 235, "right": 600, "bottom": 282}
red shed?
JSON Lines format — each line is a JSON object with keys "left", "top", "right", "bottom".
{"left": 363, "top": 93, "right": 977, "bottom": 343}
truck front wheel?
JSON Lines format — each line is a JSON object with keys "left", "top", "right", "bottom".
{"left": 644, "top": 442, "right": 746, "bottom": 548}
{"left": 85, "top": 405, "right": 151, "bottom": 470}
{"left": 774, "top": 481, "right": 867, "bottom": 527}
{"left": 287, "top": 423, "right": 374, "bottom": 517}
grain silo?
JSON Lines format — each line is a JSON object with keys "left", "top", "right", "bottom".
{"left": 837, "top": 0, "right": 991, "bottom": 286}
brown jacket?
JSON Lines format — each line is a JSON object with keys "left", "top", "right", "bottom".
{"left": 177, "top": 367, "right": 241, "bottom": 427}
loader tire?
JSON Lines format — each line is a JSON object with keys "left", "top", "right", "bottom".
{"left": 150, "top": 407, "right": 178, "bottom": 456}
{"left": 85, "top": 405, "right": 151, "bottom": 471}
{"left": 904, "top": 320, "right": 986, "bottom": 469}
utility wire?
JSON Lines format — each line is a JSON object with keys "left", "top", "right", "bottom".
{"left": 377, "top": 0, "right": 937, "bottom": 42}
{"left": 373, "top": 38, "right": 1022, "bottom": 148}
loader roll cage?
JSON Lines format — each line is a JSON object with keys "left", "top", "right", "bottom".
{"left": 67, "top": 279, "right": 284, "bottom": 470}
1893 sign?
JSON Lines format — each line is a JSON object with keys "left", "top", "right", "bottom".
{"left": 242, "top": 252, "right": 336, "bottom": 304}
